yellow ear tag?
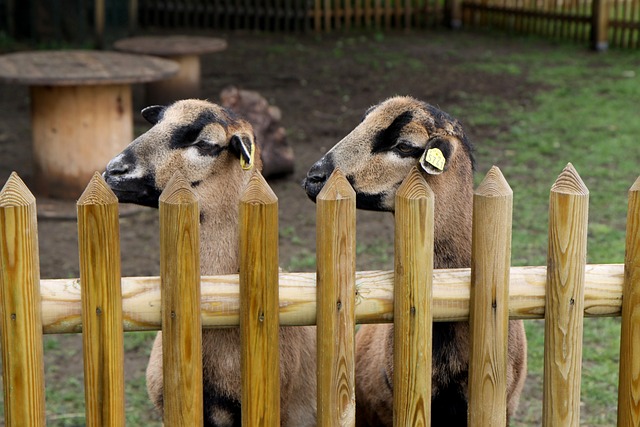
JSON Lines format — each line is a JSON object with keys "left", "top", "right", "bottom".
{"left": 420, "top": 147, "right": 446, "bottom": 171}
{"left": 240, "top": 142, "right": 255, "bottom": 170}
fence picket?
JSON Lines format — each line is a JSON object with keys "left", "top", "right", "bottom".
{"left": 0, "top": 173, "right": 46, "bottom": 427}
{"left": 393, "top": 167, "right": 433, "bottom": 426}
{"left": 316, "top": 169, "right": 356, "bottom": 426}
{"left": 240, "top": 171, "right": 281, "bottom": 426}
{"left": 468, "top": 166, "right": 512, "bottom": 426}
{"left": 77, "top": 173, "right": 125, "bottom": 427}
{"left": 159, "top": 172, "right": 204, "bottom": 426}
{"left": 543, "top": 163, "right": 589, "bottom": 427}
{"left": 617, "top": 176, "right": 640, "bottom": 427}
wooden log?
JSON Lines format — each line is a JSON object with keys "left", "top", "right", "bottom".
{"left": 159, "top": 172, "right": 203, "bottom": 426}
{"left": 468, "top": 167, "right": 512, "bottom": 426}
{"left": 543, "top": 163, "right": 589, "bottom": 427}
{"left": 617, "top": 176, "right": 640, "bottom": 427}
{"left": 393, "top": 168, "right": 433, "bottom": 426}
{"left": 316, "top": 169, "right": 356, "bottom": 426}
{"left": 77, "top": 174, "right": 125, "bottom": 427}
{"left": 0, "top": 173, "right": 46, "bottom": 426}
{"left": 36, "top": 262, "right": 626, "bottom": 334}
{"left": 240, "top": 171, "right": 280, "bottom": 426}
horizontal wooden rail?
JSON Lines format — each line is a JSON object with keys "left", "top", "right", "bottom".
{"left": 39, "top": 263, "right": 624, "bottom": 334}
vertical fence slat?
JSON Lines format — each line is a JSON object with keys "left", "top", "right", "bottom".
{"left": 316, "top": 169, "right": 356, "bottom": 427}
{"left": 591, "top": 0, "right": 609, "bottom": 50}
{"left": 468, "top": 166, "right": 512, "bottom": 426}
{"left": 0, "top": 172, "right": 46, "bottom": 427}
{"left": 77, "top": 173, "right": 125, "bottom": 427}
{"left": 159, "top": 172, "right": 204, "bottom": 426}
{"left": 393, "top": 167, "right": 433, "bottom": 426}
{"left": 240, "top": 171, "right": 280, "bottom": 426}
{"left": 617, "top": 176, "right": 640, "bottom": 427}
{"left": 543, "top": 163, "right": 589, "bottom": 427}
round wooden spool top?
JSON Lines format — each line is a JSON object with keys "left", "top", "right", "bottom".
{"left": 0, "top": 50, "right": 179, "bottom": 86}
{"left": 113, "top": 36, "right": 228, "bottom": 57}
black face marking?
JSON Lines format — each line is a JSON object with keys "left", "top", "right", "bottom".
{"left": 191, "top": 180, "right": 202, "bottom": 188}
{"left": 393, "top": 141, "right": 424, "bottom": 158}
{"left": 169, "top": 111, "right": 228, "bottom": 149}
{"left": 371, "top": 111, "right": 414, "bottom": 154}
{"left": 107, "top": 176, "right": 162, "bottom": 208}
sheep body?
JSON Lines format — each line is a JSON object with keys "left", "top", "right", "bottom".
{"left": 303, "top": 96, "right": 527, "bottom": 426}
{"left": 104, "top": 99, "right": 316, "bottom": 427}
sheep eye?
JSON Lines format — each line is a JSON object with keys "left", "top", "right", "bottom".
{"left": 395, "top": 142, "right": 414, "bottom": 153}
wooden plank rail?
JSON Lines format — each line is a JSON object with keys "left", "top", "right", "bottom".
{"left": 36, "top": 262, "right": 626, "bottom": 334}
{"left": 468, "top": 166, "right": 512, "bottom": 426}
{"left": 316, "top": 169, "right": 356, "bottom": 426}
{"left": 393, "top": 168, "right": 433, "bottom": 425}
{"left": 0, "top": 173, "right": 46, "bottom": 427}
{"left": 617, "top": 176, "right": 640, "bottom": 426}
{"left": 159, "top": 172, "right": 204, "bottom": 425}
{"left": 543, "top": 163, "right": 589, "bottom": 427}
{"left": 240, "top": 171, "right": 280, "bottom": 426}
{"left": 77, "top": 174, "right": 125, "bottom": 427}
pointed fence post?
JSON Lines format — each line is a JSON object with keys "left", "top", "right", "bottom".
{"left": 316, "top": 169, "right": 356, "bottom": 427}
{"left": 468, "top": 166, "right": 512, "bottom": 426}
{"left": 543, "top": 163, "right": 589, "bottom": 427}
{"left": 159, "top": 172, "right": 203, "bottom": 426}
{"left": 0, "top": 172, "right": 46, "bottom": 426}
{"left": 617, "top": 176, "right": 640, "bottom": 427}
{"left": 240, "top": 171, "right": 280, "bottom": 426}
{"left": 77, "top": 173, "right": 125, "bottom": 427}
{"left": 393, "top": 167, "right": 434, "bottom": 426}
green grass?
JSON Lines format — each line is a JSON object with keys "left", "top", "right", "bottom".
{"left": 455, "top": 39, "right": 638, "bottom": 426}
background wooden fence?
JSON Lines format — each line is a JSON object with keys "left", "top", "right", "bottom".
{"left": 132, "top": 0, "right": 640, "bottom": 47}
{"left": 0, "top": 165, "right": 639, "bottom": 425}
{"left": 1, "top": 0, "right": 638, "bottom": 48}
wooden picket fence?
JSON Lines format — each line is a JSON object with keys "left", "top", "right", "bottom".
{"left": 133, "top": 0, "right": 640, "bottom": 48}
{"left": 460, "top": 0, "right": 640, "bottom": 49}
{"left": 0, "top": 164, "right": 639, "bottom": 426}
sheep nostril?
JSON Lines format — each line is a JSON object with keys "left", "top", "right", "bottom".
{"left": 107, "top": 161, "right": 130, "bottom": 176}
{"left": 306, "top": 170, "right": 326, "bottom": 184}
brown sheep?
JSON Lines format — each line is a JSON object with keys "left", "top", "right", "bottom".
{"left": 103, "top": 99, "right": 316, "bottom": 427}
{"left": 303, "top": 96, "right": 527, "bottom": 426}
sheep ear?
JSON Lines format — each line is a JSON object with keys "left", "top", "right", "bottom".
{"left": 141, "top": 105, "right": 166, "bottom": 125}
{"left": 230, "top": 134, "right": 256, "bottom": 170}
{"left": 419, "top": 137, "right": 454, "bottom": 175}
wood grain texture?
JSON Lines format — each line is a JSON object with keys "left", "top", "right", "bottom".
{"left": 468, "top": 166, "right": 512, "bottom": 426}
{"left": 239, "top": 171, "right": 280, "bottom": 426}
{"left": 159, "top": 172, "right": 204, "bottom": 426}
{"left": 0, "top": 51, "right": 179, "bottom": 86}
{"left": 31, "top": 84, "right": 133, "bottom": 198}
{"left": 543, "top": 163, "right": 589, "bottom": 427}
{"left": 113, "top": 36, "right": 227, "bottom": 56}
{"left": 316, "top": 169, "right": 356, "bottom": 427}
{"left": 0, "top": 173, "right": 46, "bottom": 426}
{"left": 77, "top": 173, "right": 125, "bottom": 427}
{"left": 393, "top": 168, "right": 433, "bottom": 426}
{"left": 617, "top": 176, "right": 640, "bottom": 427}
{"left": 35, "top": 263, "right": 626, "bottom": 334}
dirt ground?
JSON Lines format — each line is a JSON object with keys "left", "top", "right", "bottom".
{"left": 0, "top": 30, "right": 548, "bottom": 423}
